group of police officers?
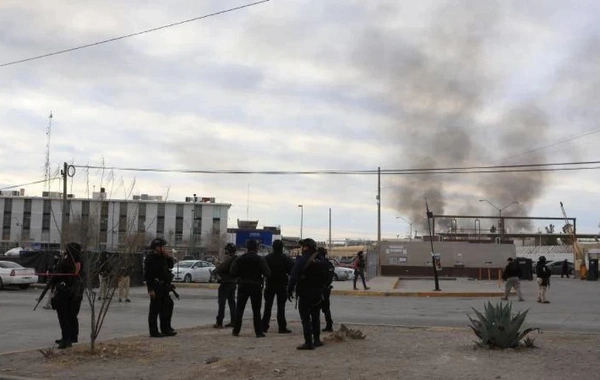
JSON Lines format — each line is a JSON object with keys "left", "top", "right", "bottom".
{"left": 144, "top": 236, "right": 336, "bottom": 350}
{"left": 41, "top": 236, "right": 340, "bottom": 350}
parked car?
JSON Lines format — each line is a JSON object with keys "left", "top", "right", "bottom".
{"left": 333, "top": 265, "right": 355, "bottom": 281}
{"left": 337, "top": 256, "right": 355, "bottom": 269}
{"left": 171, "top": 260, "right": 215, "bottom": 283}
{"left": 546, "top": 260, "right": 574, "bottom": 276}
{"left": 0, "top": 261, "right": 38, "bottom": 289}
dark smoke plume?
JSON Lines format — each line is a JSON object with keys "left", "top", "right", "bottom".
{"left": 353, "top": 2, "right": 552, "bottom": 230}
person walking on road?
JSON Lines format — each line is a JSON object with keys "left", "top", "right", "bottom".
{"left": 230, "top": 239, "right": 271, "bottom": 338}
{"left": 214, "top": 243, "right": 237, "bottom": 329}
{"left": 536, "top": 256, "right": 552, "bottom": 304}
{"left": 353, "top": 251, "right": 370, "bottom": 290}
{"left": 144, "top": 238, "right": 177, "bottom": 338}
{"left": 262, "top": 239, "right": 294, "bottom": 334}
{"left": 561, "top": 259, "right": 570, "bottom": 278}
{"left": 501, "top": 258, "right": 524, "bottom": 301}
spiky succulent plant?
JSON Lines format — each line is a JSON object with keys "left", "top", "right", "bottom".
{"left": 468, "top": 301, "right": 539, "bottom": 349}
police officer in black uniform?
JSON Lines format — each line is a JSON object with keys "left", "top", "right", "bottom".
{"left": 317, "top": 247, "right": 335, "bottom": 332}
{"left": 50, "top": 242, "right": 84, "bottom": 349}
{"left": 288, "top": 238, "right": 329, "bottom": 350}
{"left": 144, "top": 238, "right": 177, "bottom": 338}
{"left": 262, "top": 239, "right": 294, "bottom": 334}
{"left": 230, "top": 239, "right": 271, "bottom": 337}
{"left": 214, "top": 243, "right": 237, "bottom": 328}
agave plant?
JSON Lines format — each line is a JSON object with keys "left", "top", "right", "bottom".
{"left": 468, "top": 301, "right": 539, "bottom": 349}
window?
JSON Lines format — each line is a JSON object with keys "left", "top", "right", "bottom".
{"left": 212, "top": 218, "right": 221, "bottom": 235}
{"left": 175, "top": 261, "right": 194, "bottom": 268}
{"left": 4, "top": 198, "right": 12, "bottom": 213}
{"left": 42, "top": 200, "right": 51, "bottom": 232}
{"left": 118, "top": 202, "right": 128, "bottom": 233}
{"left": 157, "top": 203, "right": 165, "bottom": 235}
{"left": 138, "top": 203, "right": 146, "bottom": 232}
{"left": 175, "top": 204, "right": 184, "bottom": 237}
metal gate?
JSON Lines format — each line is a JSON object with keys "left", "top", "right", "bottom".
{"left": 366, "top": 250, "right": 379, "bottom": 280}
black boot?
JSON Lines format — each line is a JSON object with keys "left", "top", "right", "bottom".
{"left": 57, "top": 341, "right": 72, "bottom": 349}
{"left": 297, "top": 335, "right": 315, "bottom": 350}
{"left": 322, "top": 325, "right": 333, "bottom": 332}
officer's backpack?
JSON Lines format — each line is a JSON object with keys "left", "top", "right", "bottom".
{"left": 305, "top": 256, "right": 330, "bottom": 288}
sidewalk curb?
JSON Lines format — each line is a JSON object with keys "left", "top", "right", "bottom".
{"left": 34, "top": 282, "right": 505, "bottom": 297}
{"left": 0, "top": 374, "right": 46, "bottom": 380}
{"left": 174, "top": 282, "right": 504, "bottom": 297}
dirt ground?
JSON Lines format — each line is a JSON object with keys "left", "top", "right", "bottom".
{"left": 0, "top": 323, "right": 598, "bottom": 380}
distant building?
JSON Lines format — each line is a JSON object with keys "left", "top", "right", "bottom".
{"left": 0, "top": 188, "right": 231, "bottom": 254}
{"left": 227, "top": 219, "right": 281, "bottom": 248}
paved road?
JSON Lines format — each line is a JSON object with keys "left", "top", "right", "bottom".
{"left": 1, "top": 277, "right": 599, "bottom": 354}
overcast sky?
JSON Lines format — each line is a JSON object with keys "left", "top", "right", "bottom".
{"left": 1, "top": 0, "right": 600, "bottom": 241}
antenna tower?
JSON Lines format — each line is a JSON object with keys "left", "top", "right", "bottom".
{"left": 44, "top": 112, "right": 53, "bottom": 191}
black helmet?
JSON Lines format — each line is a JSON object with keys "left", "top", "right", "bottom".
{"left": 539, "top": 256, "right": 546, "bottom": 262}
{"left": 225, "top": 243, "right": 237, "bottom": 254}
{"left": 272, "top": 239, "right": 284, "bottom": 252}
{"left": 246, "top": 239, "right": 259, "bottom": 251}
{"left": 357, "top": 250, "right": 364, "bottom": 256}
{"left": 150, "top": 237, "right": 168, "bottom": 250}
{"left": 66, "top": 242, "right": 82, "bottom": 262}
{"left": 299, "top": 238, "right": 317, "bottom": 250}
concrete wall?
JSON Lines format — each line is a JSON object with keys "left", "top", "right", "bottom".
{"left": 379, "top": 241, "right": 516, "bottom": 278}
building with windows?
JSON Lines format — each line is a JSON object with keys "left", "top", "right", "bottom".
{"left": 0, "top": 189, "right": 231, "bottom": 255}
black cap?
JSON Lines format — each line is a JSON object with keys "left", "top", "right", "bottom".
{"left": 272, "top": 239, "right": 284, "bottom": 252}
{"left": 224, "top": 243, "right": 237, "bottom": 254}
{"left": 357, "top": 250, "right": 363, "bottom": 256}
{"left": 299, "top": 238, "right": 317, "bottom": 250}
{"left": 317, "top": 247, "right": 327, "bottom": 256}
{"left": 507, "top": 257, "right": 513, "bottom": 262}
{"left": 246, "top": 239, "right": 258, "bottom": 251}
{"left": 66, "top": 242, "right": 82, "bottom": 262}
{"left": 150, "top": 237, "right": 168, "bottom": 250}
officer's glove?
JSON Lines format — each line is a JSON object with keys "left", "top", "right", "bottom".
{"left": 287, "top": 291, "right": 294, "bottom": 302}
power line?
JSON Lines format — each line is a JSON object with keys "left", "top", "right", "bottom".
{"left": 0, "top": 177, "right": 60, "bottom": 191}
{"left": 493, "top": 127, "right": 600, "bottom": 163}
{"left": 73, "top": 160, "right": 600, "bottom": 176}
{"left": 0, "top": 0, "right": 271, "bottom": 68}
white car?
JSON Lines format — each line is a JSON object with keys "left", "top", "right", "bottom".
{"left": 0, "top": 261, "right": 38, "bottom": 289}
{"left": 333, "top": 265, "right": 355, "bottom": 281}
{"left": 171, "top": 260, "right": 215, "bottom": 283}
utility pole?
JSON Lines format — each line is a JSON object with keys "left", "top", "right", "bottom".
{"left": 377, "top": 167, "right": 381, "bottom": 276}
{"left": 425, "top": 198, "right": 441, "bottom": 291}
{"left": 44, "top": 112, "right": 52, "bottom": 192}
{"left": 60, "top": 162, "right": 68, "bottom": 254}
{"left": 328, "top": 207, "right": 332, "bottom": 250}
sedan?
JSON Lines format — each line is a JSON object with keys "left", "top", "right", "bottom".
{"left": 171, "top": 260, "right": 215, "bottom": 283}
{"left": 333, "top": 265, "right": 355, "bottom": 281}
{"left": 546, "top": 260, "right": 574, "bottom": 276}
{"left": 0, "top": 261, "right": 38, "bottom": 289}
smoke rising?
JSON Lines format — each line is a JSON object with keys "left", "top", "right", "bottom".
{"left": 352, "top": 2, "right": 556, "bottom": 230}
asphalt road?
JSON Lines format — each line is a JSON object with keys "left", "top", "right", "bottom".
{"left": 1, "top": 277, "right": 599, "bottom": 354}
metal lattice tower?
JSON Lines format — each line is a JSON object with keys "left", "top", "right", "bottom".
{"left": 44, "top": 112, "right": 53, "bottom": 191}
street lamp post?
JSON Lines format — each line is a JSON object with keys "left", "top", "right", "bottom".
{"left": 396, "top": 216, "right": 413, "bottom": 241}
{"left": 297, "top": 205, "right": 304, "bottom": 239}
{"left": 479, "top": 200, "right": 520, "bottom": 238}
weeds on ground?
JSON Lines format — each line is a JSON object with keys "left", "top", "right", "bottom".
{"left": 324, "top": 324, "right": 367, "bottom": 342}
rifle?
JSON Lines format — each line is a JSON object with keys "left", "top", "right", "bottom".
{"left": 33, "top": 280, "right": 53, "bottom": 311}
{"left": 169, "top": 284, "right": 180, "bottom": 300}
